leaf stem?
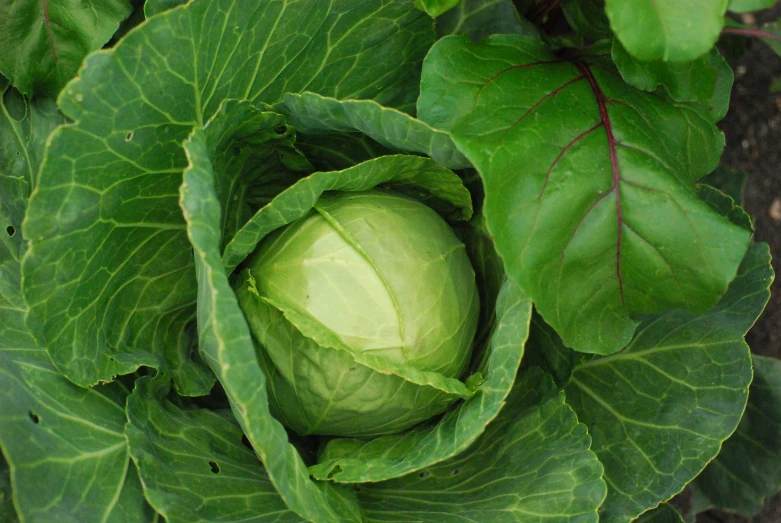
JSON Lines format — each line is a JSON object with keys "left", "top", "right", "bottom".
{"left": 42, "top": 0, "right": 58, "bottom": 64}
{"left": 571, "top": 59, "right": 627, "bottom": 312}
{"left": 721, "top": 26, "right": 781, "bottom": 43}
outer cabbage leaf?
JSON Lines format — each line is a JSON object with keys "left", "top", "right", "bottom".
{"left": 0, "top": 195, "right": 151, "bottom": 522}
{"left": 222, "top": 154, "right": 472, "bottom": 273}
{"left": 277, "top": 92, "right": 470, "bottom": 169}
{"left": 635, "top": 503, "right": 684, "bottom": 523}
{"left": 604, "top": 0, "right": 728, "bottom": 62}
{"left": 125, "top": 376, "right": 304, "bottom": 522}
{"left": 0, "top": 454, "right": 14, "bottom": 522}
{"left": 565, "top": 242, "right": 772, "bottom": 522}
{"left": 144, "top": 0, "right": 189, "bottom": 18}
{"left": 612, "top": 42, "right": 733, "bottom": 123}
{"left": 688, "top": 354, "right": 781, "bottom": 516}
{"left": 0, "top": 0, "right": 132, "bottom": 97}
{"left": 0, "top": 77, "right": 66, "bottom": 189}
{"left": 309, "top": 278, "right": 531, "bottom": 483}
{"left": 418, "top": 34, "right": 750, "bottom": 354}
{"left": 179, "top": 104, "right": 363, "bottom": 523}
{"left": 358, "top": 368, "right": 607, "bottom": 522}
{"left": 22, "top": 0, "right": 434, "bottom": 390}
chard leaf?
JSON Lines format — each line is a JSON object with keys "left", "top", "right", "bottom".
{"left": 418, "top": 35, "right": 750, "bottom": 354}
{"left": 309, "top": 279, "right": 531, "bottom": 483}
{"left": 357, "top": 368, "right": 607, "bottom": 522}
{"left": 612, "top": 42, "right": 733, "bottom": 122}
{"left": 180, "top": 103, "right": 363, "bottom": 523}
{"left": 435, "top": 0, "right": 538, "bottom": 41}
{"left": 688, "top": 354, "right": 781, "bottom": 516}
{"left": 728, "top": 0, "right": 778, "bottom": 13}
{"left": 125, "top": 376, "right": 304, "bottom": 522}
{"left": 604, "top": 0, "right": 728, "bottom": 62}
{"left": 635, "top": 503, "right": 684, "bottom": 522}
{"left": 278, "top": 92, "right": 470, "bottom": 169}
{"left": 22, "top": 0, "right": 434, "bottom": 390}
{"left": 0, "top": 0, "right": 132, "bottom": 97}
{"left": 566, "top": 242, "right": 772, "bottom": 522}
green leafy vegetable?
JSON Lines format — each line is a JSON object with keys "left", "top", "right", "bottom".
{"left": 567, "top": 242, "right": 771, "bottom": 521}
{"left": 0, "top": 0, "right": 778, "bottom": 520}
{"left": 689, "top": 354, "right": 781, "bottom": 516}
{"left": 0, "top": 0, "right": 132, "bottom": 97}
{"left": 418, "top": 34, "right": 750, "bottom": 355}
{"left": 605, "top": 0, "right": 728, "bottom": 62}
{"left": 728, "top": 0, "right": 778, "bottom": 13}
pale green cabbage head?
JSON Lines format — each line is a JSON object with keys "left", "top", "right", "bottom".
{"left": 237, "top": 189, "right": 479, "bottom": 436}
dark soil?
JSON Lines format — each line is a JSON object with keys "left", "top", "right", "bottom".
{"left": 695, "top": 6, "right": 781, "bottom": 523}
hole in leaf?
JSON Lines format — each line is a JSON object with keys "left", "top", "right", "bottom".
{"left": 450, "top": 468, "right": 461, "bottom": 476}
{"left": 6, "top": 226, "right": 15, "bottom": 237}
{"left": 418, "top": 471, "right": 430, "bottom": 479}
{"left": 326, "top": 465, "right": 342, "bottom": 479}
{"left": 273, "top": 125, "right": 287, "bottom": 135}
{"left": 208, "top": 460, "right": 220, "bottom": 474}
{"left": 240, "top": 434, "right": 253, "bottom": 450}
{"left": 125, "top": 132, "right": 133, "bottom": 142}
{"left": 29, "top": 411, "right": 40, "bottom": 424}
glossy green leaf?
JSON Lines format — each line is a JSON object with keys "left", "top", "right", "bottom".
{"left": 0, "top": 78, "right": 66, "bottom": 190}
{"left": 144, "top": 0, "right": 189, "bottom": 17}
{"left": 0, "top": 454, "right": 15, "bottom": 522}
{"left": 22, "top": 0, "right": 434, "bottom": 389}
{"left": 0, "top": 0, "right": 132, "bottom": 97}
{"left": 561, "top": 0, "right": 612, "bottom": 41}
{"left": 418, "top": 35, "right": 750, "bottom": 354}
{"left": 635, "top": 503, "right": 684, "bottom": 523}
{"left": 604, "top": 0, "right": 728, "bottom": 62}
{"left": 309, "top": 279, "right": 531, "bottom": 482}
{"left": 688, "top": 355, "right": 781, "bottom": 516}
{"left": 1, "top": 101, "right": 151, "bottom": 522}
{"left": 417, "top": 0, "right": 461, "bottom": 17}
{"left": 277, "top": 92, "right": 470, "bottom": 169}
{"left": 294, "top": 133, "right": 393, "bottom": 172}
{"left": 698, "top": 165, "right": 747, "bottom": 205}
{"left": 728, "top": 0, "right": 778, "bottom": 13}
{"left": 358, "top": 368, "right": 607, "bottom": 522}
{"left": 696, "top": 184, "right": 752, "bottom": 231}
{"left": 222, "top": 154, "right": 472, "bottom": 273}
{"left": 0, "top": 355, "right": 153, "bottom": 523}
{"left": 180, "top": 113, "right": 363, "bottom": 523}
{"left": 435, "top": 0, "right": 538, "bottom": 41}
{"left": 612, "top": 42, "right": 733, "bottom": 122}
{"left": 125, "top": 376, "right": 304, "bottom": 522}
{"left": 566, "top": 242, "right": 772, "bottom": 522}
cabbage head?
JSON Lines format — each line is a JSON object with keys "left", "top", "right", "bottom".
{"left": 236, "top": 190, "right": 479, "bottom": 436}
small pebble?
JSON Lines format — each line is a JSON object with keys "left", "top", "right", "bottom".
{"left": 770, "top": 198, "right": 781, "bottom": 222}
